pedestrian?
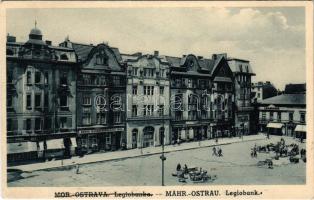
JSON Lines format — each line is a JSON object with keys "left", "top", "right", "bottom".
{"left": 76, "top": 164, "right": 80, "bottom": 174}
{"left": 218, "top": 147, "right": 223, "bottom": 157}
{"left": 184, "top": 164, "right": 188, "bottom": 174}
{"left": 212, "top": 147, "right": 217, "bottom": 156}
{"left": 176, "top": 163, "right": 181, "bottom": 171}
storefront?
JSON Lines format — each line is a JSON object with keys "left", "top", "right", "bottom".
{"left": 267, "top": 122, "right": 284, "bottom": 135}
{"left": 77, "top": 127, "right": 124, "bottom": 153}
{"left": 294, "top": 124, "right": 306, "bottom": 139}
{"left": 7, "top": 142, "right": 38, "bottom": 163}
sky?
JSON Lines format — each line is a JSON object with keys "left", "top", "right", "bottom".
{"left": 6, "top": 7, "right": 306, "bottom": 90}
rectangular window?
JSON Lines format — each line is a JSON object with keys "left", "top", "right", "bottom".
{"left": 26, "top": 71, "right": 32, "bottom": 85}
{"left": 83, "top": 96, "right": 91, "bottom": 105}
{"left": 160, "top": 86, "right": 164, "bottom": 95}
{"left": 60, "top": 117, "right": 67, "bottom": 129}
{"left": 143, "top": 86, "right": 147, "bottom": 95}
{"left": 7, "top": 119, "right": 12, "bottom": 132}
{"left": 26, "top": 94, "right": 32, "bottom": 110}
{"left": 96, "top": 112, "right": 106, "bottom": 124}
{"left": 114, "top": 112, "right": 121, "bottom": 123}
{"left": 132, "top": 86, "right": 138, "bottom": 95}
{"left": 7, "top": 95, "right": 13, "bottom": 108}
{"left": 300, "top": 112, "right": 305, "bottom": 123}
{"left": 289, "top": 112, "right": 294, "bottom": 121}
{"left": 269, "top": 112, "right": 274, "bottom": 121}
{"left": 82, "top": 114, "right": 91, "bottom": 125}
{"left": 35, "top": 118, "right": 41, "bottom": 130}
{"left": 132, "top": 67, "right": 138, "bottom": 76}
{"left": 106, "top": 134, "right": 111, "bottom": 144}
{"left": 35, "top": 94, "right": 41, "bottom": 108}
{"left": 132, "top": 105, "right": 137, "bottom": 117}
{"left": 44, "top": 94, "right": 48, "bottom": 108}
{"left": 151, "top": 86, "right": 154, "bottom": 95}
{"left": 143, "top": 105, "right": 147, "bottom": 116}
{"left": 60, "top": 95, "right": 68, "bottom": 109}
{"left": 44, "top": 72, "right": 49, "bottom": 85}
{"left": 158, "top": 105, "right": 164, "bottom": 116}
{"left": 277, "top": 112, "right": 281, "bottom": 122}
{"left": 26, "top": 119, "right": 32, "bottom": 131}
{"left": 35, "top": 71, "right": 41, "bottom": 84}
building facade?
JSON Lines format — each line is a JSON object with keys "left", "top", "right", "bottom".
{"left": 228, "top": 58, "right": 255, "bottom": 136}
{"left": 258, "top": 94, "right": 306, "bottom": 139}
{"left": 7, "top": 27, "right": 77, "bottom": 163}
{"left": 122, "top": 51, "right": 171, "bottom": 149}
{"left": 251, "top": 81, "right": 278, "bottom": 102}
{"left": 59, "top": 39, "right": 127, "bottom": 153}
{"left": 166, "top": 53, "right": 234, "bottom": 143}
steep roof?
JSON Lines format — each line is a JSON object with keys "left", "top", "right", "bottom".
{"left": 284, "top": 83, "right": 306, "bottom": 94}
{"left": 259, "top": 94, "right": 306, "bottom": 106}
{"left": 71, "top": 42, "right": 122, "bottom": 62}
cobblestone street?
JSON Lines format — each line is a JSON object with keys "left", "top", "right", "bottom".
{"left": 8, "top": 136, "right": 305, "bottom": 186}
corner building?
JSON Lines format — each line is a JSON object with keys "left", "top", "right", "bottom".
{"left": 6, "top": 27, "right": 77, "bottom": 163}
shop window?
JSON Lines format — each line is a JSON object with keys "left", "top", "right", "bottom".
{"left": 60, "top": 117, "right": 67, "bottom": 129}
{"left": 105, "top": 135, "right": 111, "bottom": 145}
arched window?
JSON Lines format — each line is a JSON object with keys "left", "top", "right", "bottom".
{"left": 143, "top": 126, "right": 154, "bottom": 147}
{"left": 60, "top": 54, "right": 68, "bottom": 60}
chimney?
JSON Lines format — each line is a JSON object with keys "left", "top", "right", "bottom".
{"left": 212, "top": 54, "right": 217, "bottom": 60}
{"left": 154, "top": 50, "right": 159, "bottom": 57}
{"left": 183, "top": 55, "right": 186, "bottom": 57}
{"left": 45, "top": 40, "right": 52, "bottom": 45}
{"left": 7, "top": 34, "right": 16, "bottom": 43}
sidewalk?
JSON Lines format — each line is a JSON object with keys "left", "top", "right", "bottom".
{"left": 8, "top": 134, "right": 266, "bottom": 172}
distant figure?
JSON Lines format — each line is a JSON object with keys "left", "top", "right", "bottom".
{"left": 76, "top": 164, "right": 80, "bottom": 174}
{"left": 176, "top": 163, "right": 181, "bottom": 171}
{"left": 215, "top": 138, "right": 218, "bottom": 144}
{"left": 212, "top": 147, "right": 217, "bottom": 156}
{"left": 218, "top": 148, "right": 223, "bottom": 157}
{"left": 183, "top": 164, "right": 188, "bottom": 174}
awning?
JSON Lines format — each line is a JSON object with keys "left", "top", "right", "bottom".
{"left": 7, "top": 142, "right": 37, "bottom": 154}
{"left": 71, "top": 138, "right": 77, "bottom": 148}
{"left": 46, "top": 139, "right": 65, "bottom": 150}
{"left": 295, "top": 125, "right": 306, "bottom": 132}
{"left": 267, "top": 123, "right": 283, "bottom": 129}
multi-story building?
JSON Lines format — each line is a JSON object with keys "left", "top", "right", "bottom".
{"left": 59, "top": 39, "right": 127, "bottom": 153}
{"left": 228, "top": 58, "right": 255, "bottom": 136}
{"left": 251, "top": 81, "right": 278, "bottom": 102}
{"left": 6, "top": 27, "right": 77, "bottom": 163}
{"left": 258, "top": 93, "right": 306, "bottom": 139}
{"left": 122, "top": 51, "right": 171, "bottom": 149}
{"left": 166, "top": 53, "right": 234, "bottom": 143}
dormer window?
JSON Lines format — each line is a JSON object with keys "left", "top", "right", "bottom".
{"left": 96, "top": 51, "right": 108, "bottom": 65}
{"left": 60, "top": 54, "right": 68, "bottom": 60}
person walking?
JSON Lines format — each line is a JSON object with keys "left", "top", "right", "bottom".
{"left": 176, "top": 163, "right": 182, "bottom": 171}
{"left": 212, "top": 147, "right": 217, "bottom": 156}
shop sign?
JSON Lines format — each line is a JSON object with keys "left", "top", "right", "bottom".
{"left": 78, "top": 127, "right": 124, "bottom": 135}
